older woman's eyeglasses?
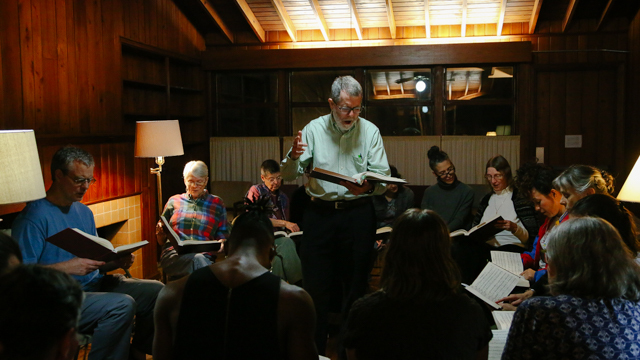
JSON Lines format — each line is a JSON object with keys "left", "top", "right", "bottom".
{"left": 436, "top": 166, "right": 455, "bottom": 178}
{"left": 485, "top": 173, "right": 504, "bottom": 181}
{"left": 187, "top": 179, "right": 206, "bottom": 187}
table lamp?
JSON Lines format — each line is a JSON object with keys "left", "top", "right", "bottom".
{"left": 134, "top": 120, "right": 184, "bottom": 216}
{"left": 617, "top": 155, "right": 640, "bottom": 203}
{"left": 0, "top": 130, "right": 46, "bottom": 206}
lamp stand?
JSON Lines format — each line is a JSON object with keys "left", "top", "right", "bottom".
{"left": 151, "top": 156, "right": 165, "bottom": 217}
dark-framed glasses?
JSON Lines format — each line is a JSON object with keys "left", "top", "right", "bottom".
{"left": 436, "top": 166, "right": 455, "bottom": 178}
{"left": 337, "top": 105, "right": 364, "bottom": 114}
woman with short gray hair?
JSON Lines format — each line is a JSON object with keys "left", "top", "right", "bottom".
{"left": 156, "top": 161, "right": 229, "bottom": 280}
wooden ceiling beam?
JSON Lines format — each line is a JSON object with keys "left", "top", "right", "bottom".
{"left": 529, "top": 0, "right": 543, "bottom": 34}
{"left": 385, "top": 0, "right": 396, "bottom": 39}
{"left": 270, "top": 0, "right": 298, "bottom": 42}
{"left": 348, "top": 0, "right": 364, "bottom": 41}
{"left": 595, "top": 0, "right": 614, "bottom": 31}
{"left": 309, "top": 0, "right": 330, "bottom": 41}
{"left": 461, "top": 0, "right": 467, "bottom": 37}
{"left": 562, "top": 0, "right": 580, "bottom": 32}
{"left": 234, "top": 0, "right": 266, "bottom": 42}
{"left": 424, "top": 0, "right": 431, "bottom": 38}
{"left": 197, "top": 0, "right": 235, "bottom": 43}
{"left": 497, "top": 0, "right": 507, "bottom": 36}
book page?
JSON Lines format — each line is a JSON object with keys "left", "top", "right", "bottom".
{"left": 491, "top": 251, "right": 523, "bottom": 274}
{"left": 114, "top": 241, "right": 149, "bottom": 253}
{"left": 450, "top": 229, "right": 469, "bottom": 237}
{"left": 161, "top": 216, "right": 183, "bottom": 246}
{"left": 72, "top": 228, "right": 114, "bottom": 250}
{"left": 180, "top": 239, "right": 220, "bottom": 245}
{"left": 488, "top": 329, "right": 509, "bottom": 360}
{"left": 492, "top": 311, "right": 515, "bottom": 330}
{"left": 469, "top": 262, "right": 520, "bottom": 303}
{"left": 353, "top": 171, "right": 407, "bottom": 184}
{"left": 464, "top": 285, "right": 502, "bottom": 310}
{"left": 376, "top": 227, "right": 392, "bottom": 235}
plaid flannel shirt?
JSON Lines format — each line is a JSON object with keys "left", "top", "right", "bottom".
{"left": 162, "top": 191, "right": 229, "bottom": 244}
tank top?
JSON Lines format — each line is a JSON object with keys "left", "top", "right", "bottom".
{"left": 173, "top": 267, "right": 282, "bottom": 359}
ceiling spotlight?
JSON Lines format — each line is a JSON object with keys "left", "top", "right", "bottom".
{"left": 416, "top": 80, "right": 426, "bottom": 92}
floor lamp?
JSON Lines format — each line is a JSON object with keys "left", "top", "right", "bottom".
{"left": 617, "top": 155, "right": 640, "bottom": 204}
{"left": 0, "top": 130, "right": 47, "bottom": 211}
{"left": 134, "top": 120, "right": 184, "bottom": 217}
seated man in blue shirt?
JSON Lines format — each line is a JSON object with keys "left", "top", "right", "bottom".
{"left": 12, "top": 146, "right": 164, "bottom": 360}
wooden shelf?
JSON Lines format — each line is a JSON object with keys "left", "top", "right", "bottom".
{"left": 170, "top": 85, "right": 202, "bottom": 93}
{"left": 123, "top": 79, "right": 166, "bottom": 91}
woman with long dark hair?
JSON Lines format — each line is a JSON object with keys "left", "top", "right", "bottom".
{"left": 344, "top": 209, "right": 492, "bottom": 360}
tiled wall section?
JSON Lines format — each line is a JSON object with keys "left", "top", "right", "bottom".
{"left": 87, "top": 195, "right": 144, "bottom": 279}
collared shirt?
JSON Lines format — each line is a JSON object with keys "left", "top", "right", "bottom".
{"left": 281, "top": 114, "right": 390, "bottom": 201}
{"left": 162, "top": 191, "right": 229, "bottom": 242}
{"left": 246, "top": 183, "right": 288, "bottom": 221}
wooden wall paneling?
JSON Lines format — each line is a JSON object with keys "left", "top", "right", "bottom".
{"left": 31, "top": 0, "right": 46, "bottom": 132}
{"left": 19, "top": 0, "right": 36, "bottom": 130}
{"left": 0, "top": 0, "right": 23, "bottom": 129}
{"left": 548, "top": 72, "right": 568, "bottom": 165}
{"left": 533, "top": 71, "right": 549, "bottom": 163}
{"left": 549, "top": 35, "right": 565, "bottom": 64}
{"left": 65, "top": 0, "right": 80, "bottom": 132}
{"left": 596, "top": 69, "right": 616, "bottom": 169}
{"left": 42, "top": 0, "right": 60, "bottom": 134}
{"left": 564, "top": 70, "right": 583, "bottom": 165}
{"left": 56, "top": 0, "right": 71, "bottom": 132}
{"left": 517, "top": 63, "right": 535, "bottom": 163}
{"left": 74, "top": 0, "right": 91, "bottom": 134}
{"left": 86, "top": 0, "right": 105, "bottom": 133}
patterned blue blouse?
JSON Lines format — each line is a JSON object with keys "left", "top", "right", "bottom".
{"left": 502, "top": 295, "right": 640, "bottom": 359}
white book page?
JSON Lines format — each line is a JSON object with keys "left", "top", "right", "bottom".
{"left": 488, "top": 329, "right": 509, "bottom": 360}
{"left": 464, "top": 285, "right": 502, "bottom": 310}
{"left": 491, "top": 251, "right": 523, "bottom": 274}
{"left": 180, "top": 239, "right": 220, "bottom": 246}
{"left": 469, "top": 262, "right": 520, "bottom": 303}
{"left": 72, "top": 228, "right": 114, "bottom": 250}
{"left": 492, "top": 311, "right": 515, "bottom": 330}
{"left": 114, "top": 241, "right": 149, "bottom": 253}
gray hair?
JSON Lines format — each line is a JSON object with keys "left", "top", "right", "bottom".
{"left": 50, "top": 146, "right": 95, "bottom": 182}
{"left": 552, "top": 165, "right": 614, "bottom": 195}
{"left": 183, "top": 160, "right": 209, "bottom": 178}
{"left": 330, "top": 76, "right": 362, "bottom": 102}
{"left": 546, "top": 217, "right": 640, "bottom": 300}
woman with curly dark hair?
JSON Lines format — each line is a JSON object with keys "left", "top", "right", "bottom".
{"left": 153, "top": 197, "right": 317, "bottom": 360}
{"left": 344, "top": 209, "right": 492, "bottom": 360}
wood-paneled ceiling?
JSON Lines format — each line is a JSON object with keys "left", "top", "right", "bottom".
{"left": 175, "top": 0, "right": 640, "bottom": 45}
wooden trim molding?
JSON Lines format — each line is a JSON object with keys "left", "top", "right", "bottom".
{"left": 202, "top": 41, "right": 532, "bottom": 70}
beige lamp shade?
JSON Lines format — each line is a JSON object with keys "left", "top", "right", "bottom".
{"left": 617, "top": 155, "right": 640, "bottom": 203}
{"left": 134, "top": 120, "right": 184, "bottom": 158}
{"left": 0, "top": 130, "right": 46, "bottom": 205}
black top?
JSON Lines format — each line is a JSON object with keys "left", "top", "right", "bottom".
{"left": 289, "top": 185, "right": 311, "bottom": 230}
{"left": 174, "top": 268, "right": 282, "bottom": 360}
{"left": 344, "top": 290, "right": 493, "bottom": 360}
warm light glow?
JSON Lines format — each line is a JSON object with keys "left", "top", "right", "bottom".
{"left": 618, "top": 155, "right": 640, "bottom": 203}
{"left": 416, "top": 80, "right": 426, "bottom": 92}
{"left": 135, "top": 120, "right": 184, "bottom": 158}
{"left": 0, "top": 130, "right": 46, "bottom": 205}
{"left": 486, "top": 131, "right": 497, "bottom": 136}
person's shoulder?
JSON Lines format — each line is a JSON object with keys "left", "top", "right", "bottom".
{"left": 205, "top": 192, "right": 226, "bottom": 205}
{"left": 156, "top": 275, "right": 189, "bottom": 312}
{"left": 14, "top": 198, "right": 56, "bottom": 224}
{"left": 279, "top": 282, "right": 313, "bottom": 304}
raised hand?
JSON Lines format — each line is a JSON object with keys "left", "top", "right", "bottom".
{"left": 290, "top": 130, "right": 308, "bottom": 160}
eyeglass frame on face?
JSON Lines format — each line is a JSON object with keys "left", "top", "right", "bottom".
{"left": 436, "top": 166, "right": 455, "bottom": 178}
{"left": 265, "top": 176, "right": 282, "bottom": 183}
{"left": 67, "top": 175, "right": 97, "bottom": 186}
{"left": 186, "top": 179, "right": 207, "bottom": 187}
{"left": 485, "top": 173, "right": 505, "bottom": 181}
{"left": 336, "top": 105, "right": 364, "bottom": 114}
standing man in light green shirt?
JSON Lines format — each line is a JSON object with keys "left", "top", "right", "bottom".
{"left": 281, "top": 75, "right": 390, "bottom": 355}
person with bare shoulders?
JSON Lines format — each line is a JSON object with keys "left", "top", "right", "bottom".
{"left": 153, "top": 197, "right": 317, "bottom": 360}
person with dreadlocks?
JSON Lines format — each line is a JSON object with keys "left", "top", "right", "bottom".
{"left": 153, "top": 196, "right": 317, "bottom": 360}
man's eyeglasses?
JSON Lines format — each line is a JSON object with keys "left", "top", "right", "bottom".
{"left": 436, "top": 166, "right": 455, "bottom": 178}
{"left": 485, "top": 173, "right": 505, "bottom": 181}
{"left": 337, "top": 105, "right": 364, "bottom": 114}
{"left": 68, "top": 176, "right": 97, "bottom": 186}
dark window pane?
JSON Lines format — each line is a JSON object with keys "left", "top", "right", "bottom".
{"left": 445, "top": 105, "right": 514, "bottom": 135}
{"left": 366, "top": 105, "right": 433, "bottom": 136}
{"left": 292, "top": 107, "right": 330, "bottom": 132}
{"left": 217, "top": 73, "right": 278, "bottom": 103}
{"left": 366, "top": 69, "right": 431, "bottom": 101}
{"left": 445, "top": 67, "right": 513, "bottom": 100}
{"left": 291, "top": 70, "right": 354, "bottom": 102}
{"left": 217, "top": 108, "right": 278, "bottom": 136}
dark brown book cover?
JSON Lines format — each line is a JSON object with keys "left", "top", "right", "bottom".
{"left": 161, "top": 216, "right": 222, "bottom": 254}
{"left": 46, "top": 228, "right": 148, "bottom": 262}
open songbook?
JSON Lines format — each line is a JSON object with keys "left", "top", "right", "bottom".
{"left": 310, "top": 167, "right": 407, "bottom": 186}
{"left": 463, "top": 262, "right": 521, "bottom": 310}
{"left": 450, "top": 215, "right": 503, "bottom": 243}
{"left": 492, "top": 311, "right": 515, "bottom": 331}
{"left": 491, "top": 251, "right": 529, "bottom": 287}
{"left": 161, "top": 216, "right": 222, "bottom": 254}
{"left": 274, "top": 230, "right": 303, "bottom": 240}
{"left": 488, "top": 329, "right": 510, "bottom": 360}
{"left": 46, "top": 228, "right": 148, "bottom": 262}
